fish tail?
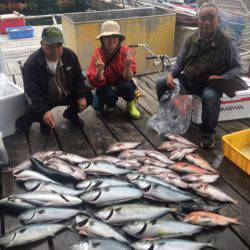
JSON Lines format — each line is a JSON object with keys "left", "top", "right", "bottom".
{"left": 207, "top": 243, "right": 221, "bottom": 250}
{"left": 233, "top": 218, "right": 244, "bottom": 226}
{"left": 232, "top": 199, "right": 240, "bottom": 205}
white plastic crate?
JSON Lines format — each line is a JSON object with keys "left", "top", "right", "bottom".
{"left": 192, "top": 77, "right": 250, "bottom": 124}
{"left": 0, "top": 73, "right": 27, "bottom": 138}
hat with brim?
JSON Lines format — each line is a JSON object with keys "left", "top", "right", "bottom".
{"left": 41, "top": 26, "right": 64, "bottom": 45}
{"left": 96, "top": 20, "right": 125, "bottom": 40}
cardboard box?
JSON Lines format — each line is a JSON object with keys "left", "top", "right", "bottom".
{"left": 192, "top": 77, "right": 250, "bottom": 124}
{"left": 0, "top": 74, "right": 27, "bottom": 138}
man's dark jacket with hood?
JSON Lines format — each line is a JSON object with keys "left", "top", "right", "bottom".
{"left": 22, "top": 47, "right": 89, "bottom": 117}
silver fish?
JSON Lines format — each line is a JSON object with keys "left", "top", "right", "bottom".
{"left": 180, "top": 203, "right": 224, "bottom": 213}
{"left": 164, "top": 133, "right": 198, "bottom": 148}
{"left": 76, "top": 178, "right": 132, "bottom": 190}
{"left": 6, "top": 160, "right": 32, "bottom": 172}
{"left": 181, "top": 174, "right": 220, "bottom": 183}
{"left": 132, "top": 238, "right": 218, "bottom": 250}
{"left": 76, "top": 214, "right": 128, "bottom": 243}
{"left": 80, "top": 186, "right": 143, "bottom": 206}
{"left": 131, "top": 179, "right": 193, "bottom": 203}
{"left": 145, "top": 150, "right": 174, "bottom": 164}
{"left": 127, "top": 173, "right": 181, "bottom": 192}
{"left": 19, "top": 207, "right": 82, "bottom": 224}
{"left": 24, "top": 180, "right": 85, "bottom": 196}
{"left": 189, "top": 183, "right": 239, "bottom": 205}
{"left": 123, "top": 218, "right": 202, "bottom": 239}
{"left": 169, "top": 148, "right": 196, "bottom": 161}
{"left": 138, "top": 165, "right": 176, "bottom": 176}
{"left": 0, "top": 223, "right": 67, "bottom": 247}
{"left": 158, "top": 141, "right": 191, "bottom": 151}
{"left": 116, "top": 159, "right": 141, "bottom": 169}
{"left": 79, "top": 161, "right": 132, "bottom": 175}
{"left": 183, "top": 211, "right": 242, "bottom": 227}
{"left": 185, "top": 153, "right": 218, "bottom": 173}
{"left": 32, "top": 151, "right": 63, "bottom": 161}
{"left": 57, "top": 153, "right": 88, "bottom": 164}
{"left": 13, "top": 169, "right": 59, "bottom": 184}
{"left": 44, "top": 158, "right": 86, "bottom": 180}
{"left": 11, "top": 192, "right": 82, "bottom": 207}
{"left": 153, "top": 173, "right": 189, "bottom": 189}
{"left": 118, "top": 150, "right": 147, "bottom": 159}
{"left": 168, "top": 162, "right": 211, "bottom": 175}
{"left": 137, "top": 156, "right": 169, "bottom": 168}
{"left": 106, "top": 142, "right": 142, "bottom": 154}
{"left": 71, "top": 238, "right": 131, "bottom": 250}
{"left": 0, "top": 197, "right": 35, "bottom": 213}
{"left": 82, "top": 155, "right": 121, "bottom": 164}
{"left": 95, "top": 204, "right": 177, "bottom": 224}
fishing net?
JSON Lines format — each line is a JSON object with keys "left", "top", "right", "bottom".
{"left": 148, "top": 81, "right": 193, "bottom": 135}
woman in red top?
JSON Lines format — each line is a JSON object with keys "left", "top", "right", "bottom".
{"left": 87, "top": 20, "right": 140, "bottom": 119}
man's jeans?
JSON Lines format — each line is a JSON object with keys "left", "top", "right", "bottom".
{"left": 95, "top": 80, "right": 136, "bottom": 110}
{"left": 156, "top": 76, "right": 221, "bottom": 135}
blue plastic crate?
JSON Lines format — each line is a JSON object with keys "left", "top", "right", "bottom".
{"left": 6, "top": 26, "right": 34, "bottom": 39}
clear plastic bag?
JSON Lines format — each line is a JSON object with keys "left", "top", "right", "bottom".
{"left": 0, "top": 73, "right": 16, "bottom": 99}
{"left": 148, "top": 81, "right": 193, "bottom": 135}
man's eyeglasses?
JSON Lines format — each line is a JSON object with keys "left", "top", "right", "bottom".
{"left": 199, "top": 15, "right": 218, "bottom": 21}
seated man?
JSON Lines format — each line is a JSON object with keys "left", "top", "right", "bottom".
{"left": 87, "top": 20, "right": 140, "bottom": 119}
{"left": 156, "top": 3, "right": 241, "bottom": 149}
{"left": 16, "top": 26, "right": 93, "bottom": 134}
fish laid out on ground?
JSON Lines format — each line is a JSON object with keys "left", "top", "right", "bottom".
{"left": 154, "top": 173, "right": 189, "bottom": 189}
{"left": 137, "top": 156, "right": 169, "bottom": 168}
{"left": 164, "top": 133, "right": 198, "bottom": 148}
{"left": 19, "top": 207, "right": 83, "bottom": 224}
{"left": 169, "top": 148, "right": 196, "bottom": 161}
{"left": 179, "top": 202, "right": 224, "bottom": 213}
{"left": 116, "top": 158, "right": 141, "bottom": 169}
{"left": 158, "top": 141, "right": 193, "bottom": 151}
{"left": 81, "top": 155, "right": 121, "bottom": 164}
{"left": 181, "top": 174, "right": 220, "bottom": 184}
{"left": 131, "top": 238, "right": 218, "bottom": 250}
{"left": 80, "top": 186, "right": 143, "bottom": 206}
{"left": 189, "top": 183, "right": 239, "bottom": 205}
{"left": 76, "top": 214, "right": 129, "bottom": 243}
{"left": 169, "top": 162, "right": 211, "bottom": 175}
{"left": 71, "top": 238, "right": 131, "bottom": 250}
{"left": 118, "top": 149, "right": 147, "bottom": 159}
{"left": 56, "top": 152, "right": 88, "bottom": 164}
{"left": 130, "top": 179, "right": 193, "bottom": 203}
{"left": 185, "top": 153, "right": 218, "bottom": 173}
{"left": 76, "top": 178, "right": 132, "bottom": 190}
{"left": 31, "top": 157, "right": 86, "bottom": 182}
{"left": 13, "top": 169, "right": 59, "bottom": 184}
{"left": 11, "top": 192, "right": 82, "bottom": 207}
{"left": 6, "top": 160, "right": 32, "bottom": 172}
{"left": 79, "top": 161, "right": 132, "bottom": 176}
{"left": 127, "top": 173, "right": 181, "bottom": 192}
{"left": 138, "top": 165, "right": 177, "bottom": 176}
{"left": 0, "top": 223, "right": 70, "bottom": 248}
{"left": 24, "top": 180, "right": 85, "bottom": 196}
{"left": 122, "top": 218, "right": 202, "bottom": 239}
{"left": 32, "top": 151, "right": 62, "bottom": 161}
{"left": 183, "top": 211, "right": 242, "bottom": 227}
{"left": 106, "top": 142, "right": 142, "bottom": 154}
{"left": 95, "top": 204, "right": 177, "bottom": 224}
{"left": 145, "top": 150, "right": 174, "bottom": 164}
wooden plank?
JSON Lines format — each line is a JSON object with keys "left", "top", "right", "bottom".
{"left": 13, "top": 74, "right": 24, "bottom": 89}
{"left": 137, "top": 75, "right": 158, "bottom": 99}
{"left": 2, "top": 132, "right": 50, "bottom": 250}
{"left": 6, "top": 61, "right": 22, "bottom": 75}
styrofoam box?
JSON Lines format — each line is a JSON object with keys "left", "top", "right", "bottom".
{"left": 0, "top": 81, "right": 27, "bottom": 138}
{"left": 192, "top": 77, "right": 250, "bottom": 124}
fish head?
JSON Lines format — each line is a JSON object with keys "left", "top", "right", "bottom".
{"left": 123, "top": 221, "right": 146, "bottom": 236}
{"left": 95, "top": 207, "right": 113, "bottom": 221}
{"left": 80, "top": 190, "right": 101, "bottom": 203}
{"left": 71, "top": 241, "right": 90, "bottom": 250}
{"left": 19, "top": 209, "right": 37, "bottom": 223}
{"left": 75, "top": 214, "right": 90, "bottom": 229}
{"left": 24, "top": 180, "right": 41, "bottom": 191}
{"left": 79, "top": 162, "right": 91, "bottom": 169}
{"left": 127, "top": 173, "right": 141, "bottom": 182}
{"left": 132, "top": 179, "right": 151, "bottom": 191}
{"left": 13, "top": 169, "right": 26, "bottom": 178}
{"left": 76, "top": 180, "right": 92, "bottom": 190}
{"left": 0, "top": 230, "right": 17, "bottom": 247}
{"left": 189, "top": 183, "right": 205, "bottom": 189}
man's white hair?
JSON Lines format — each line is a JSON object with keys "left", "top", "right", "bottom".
{"left": 198, "top": 3, "right": 220, "bottom": 14}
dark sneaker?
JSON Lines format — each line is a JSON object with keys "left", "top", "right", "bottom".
{"left": 63, "top": 108, "right": 85, "bottom": 128}
{"left": 200, "top": 135, "right": 215, "bottom": 149}
{"left": 15, "top": 114, "right": 33, "bottom": 131}
{"left": 40, "top": 122, "right": 52, "bottom": 135}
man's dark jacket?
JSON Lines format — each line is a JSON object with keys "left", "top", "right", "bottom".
{"left": 22, "top": 47, "right": 89, "bottom": 116}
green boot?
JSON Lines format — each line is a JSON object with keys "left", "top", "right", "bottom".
{"left": 126, "top": 100, "right": 140, "bottom": 119}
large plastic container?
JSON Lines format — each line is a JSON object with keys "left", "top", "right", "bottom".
{"left": 6, "top": 26, "right": 34, "bottom": 39}
{"left": 0, "top": 73, "right": 27, "bottom": 138}
{"left": 192, "top": 77, "right": 250, "bottom": 123}
{"left": 0, "top": 12, "right": 25, "bottom": 34}
{"left": 222, "top": 129, "right": 250, "bottom": 175}
{"left": 61, "top": 7, "right": 176, "bottom": 74}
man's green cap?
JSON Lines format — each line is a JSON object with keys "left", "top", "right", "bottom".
{"left": 41, "top": 26, "right": 64, "bottom": 45}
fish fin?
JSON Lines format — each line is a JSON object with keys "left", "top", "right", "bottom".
{"left": 232, "top": 199, "right": 240, "bottom": 205}
{"left": 234, "top": 218, "right": 244, "bottom": 226}
{"left": 207, "top": 238, "right": 221, "bottom": 250}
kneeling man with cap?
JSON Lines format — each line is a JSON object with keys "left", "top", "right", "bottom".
{"left": 16, "top": 26, "right": 93, "bottom": 134}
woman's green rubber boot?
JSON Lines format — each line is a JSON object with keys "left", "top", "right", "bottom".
{"left": 126, "top": 100, "right": 140, "bottom": 119}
